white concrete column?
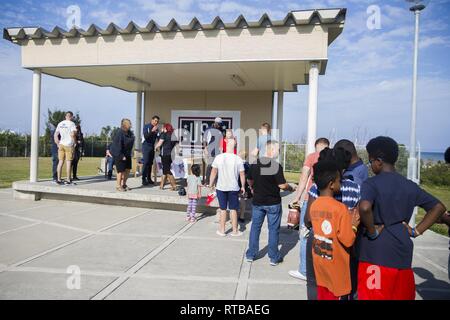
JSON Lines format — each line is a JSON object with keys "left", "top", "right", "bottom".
{"left": 30, "top": 69, "right": 41, "bottom": 182}
{"left": 306, "top": 62, "right": 319, "bottom": 155}
{"left": 271, "top": 92, "right": 277, "bottom": 139}
{"left": 277, "top": 90, "right": 284, "bottom": 143}
{"left": 135, "top": 91, "right": 143, "bottom": 151}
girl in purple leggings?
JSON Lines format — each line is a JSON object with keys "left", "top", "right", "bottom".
{"left": 186, "top": 164, "right": 203, "bottom": 222}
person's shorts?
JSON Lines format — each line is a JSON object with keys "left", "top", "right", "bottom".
{"left": 115, "top": 157, "right": 132, "bottom": 173}
{"left": 317, "top": 286, "right": 349, "bottom": 300}
{"left": 357, "top": 261, "right": 415, "bottom": 300}
{"left": 58, "top": 145, "right": 74, "bottom": 161}
{"left": 216, "top": 190, "right": 239, "bottom": 210}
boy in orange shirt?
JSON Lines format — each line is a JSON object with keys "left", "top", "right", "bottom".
{"left": 309, "top": 160, "right": 360, "bottom": 300}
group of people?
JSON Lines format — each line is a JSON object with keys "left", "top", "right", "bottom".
{"left": 50, "top": 111, "right": 84, "bottom": 185}
{"left": 105, "top": 116, "right": 180, "bottom": 192}
{"left": 188, "top": 127, "right": 449, "bottom": 300}
{"left": 50, "top": 113, "right": 449, "bottom": 300}
{"left": 249, "top": 135, "right": 447, "bottom": 300}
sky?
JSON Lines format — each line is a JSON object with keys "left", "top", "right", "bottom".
{"left": 0, "top": 0, "right": 449, "bottom": 152}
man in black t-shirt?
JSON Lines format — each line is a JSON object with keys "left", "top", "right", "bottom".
{"left": 245, "top": 140, "right": 294, "bottom": 266}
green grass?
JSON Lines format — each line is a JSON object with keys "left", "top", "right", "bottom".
{"left": 417, "top": 185, "right": 449, "bottom": 236}
{"left": 284, "top": 170, "right": 449, "bottom": 237}
{"left": 0, "top": 157, "right": 102, "bottom": 188}
{"left": 284, "top": 171, "right": 300, "bottom": 184}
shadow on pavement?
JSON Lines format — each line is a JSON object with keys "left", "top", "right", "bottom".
{"left": 414, "top": 266, "right": 450, "bottom": 300}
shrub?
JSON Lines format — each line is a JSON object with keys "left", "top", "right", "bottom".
{"left": 420, "top": 163, "right": 450, "bottom": 186}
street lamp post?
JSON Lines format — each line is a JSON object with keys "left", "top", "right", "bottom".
{"left": 406, "top": 0, "right": 427, "bottom": 227}
{"left": 407, "top": 1, "right": 427, "bottom": 184}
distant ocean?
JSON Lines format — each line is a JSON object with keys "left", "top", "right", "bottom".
{"left": 421, "top": 151, "right": 445, "bottom": 162}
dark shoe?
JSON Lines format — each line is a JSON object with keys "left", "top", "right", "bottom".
{"left": 142, "top": 179, "right": 150, "bottom": 186}
{"left": 107, "top": 171, "right": 112, "bottom": 180}
{"left": 123, "top": 185, "right": 132, "bottom": 191}
{"left": 56, "top": 180, "right": 64, "bottom": 185}
{"left": 238, "top": 218, "right": 245, "bottom": 224}
{"left": 148, "top": 179, "right": 154, "bottom": 185}
{"left": 64, "top": 180, "right": 72, "bottom": 186}
{"left": 72, "top": 176, "right": 80, "bottom": 181}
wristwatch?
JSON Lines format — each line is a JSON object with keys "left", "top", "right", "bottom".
{"left": 367, "top": 229, "right": 379, "bottom": 240}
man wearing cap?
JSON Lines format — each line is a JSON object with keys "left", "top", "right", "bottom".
{"left": 203, "top": 117, "right": 225, "bottom": 184}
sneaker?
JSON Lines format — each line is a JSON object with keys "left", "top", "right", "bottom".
{"left": 230, "top": 231, "right": 243, "bottom": 237}
{"left": 288, "top": 270, "right": 307, "bottom": 281}
{"left": 186, "top": 216, "right": 191, "bottom": 221}
{"left": 245, "top": 257, "right": 254, "bottom": 263}
{"left": 270, "top": 258, "right": 284, "bottom": 266}
{"left": 189, "top": 217, "right": 196, "bottom": 223}
{"left": 216, "top": 230, "right": 226, "bottom": 237}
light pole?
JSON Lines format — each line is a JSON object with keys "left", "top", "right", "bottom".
{"left": 406, "top": 0, "right": 428, "bottom": 227}
{"left": 406, "top": 0, "right": 427, "bottom": 184}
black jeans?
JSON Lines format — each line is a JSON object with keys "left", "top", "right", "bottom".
{"left": 142, "top": 143, "right": 155, "bottom": 181}
{"left": 72, "top": 150, "right": 81, "bottom": 178}
{"left": 306, "top": 229, "right": 317, "bottom": 300}
{"left": 51, "top": 147, "right": 58, "bottom": 180}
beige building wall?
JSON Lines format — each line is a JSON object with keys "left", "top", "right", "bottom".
{"left": 144, "top": 91, "right": 273, "bottom": 152}
{"left": 144, "top": 91, "right": 272, "bottom": 128}
{"left": 21, "top": 26, "right": 328, "bottom": 68}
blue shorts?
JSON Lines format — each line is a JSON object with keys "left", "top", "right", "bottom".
{"left": 216, "top": 190, "right": 239, "bottom": 210}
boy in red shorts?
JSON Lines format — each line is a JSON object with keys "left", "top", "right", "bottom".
{"left": 309, "top": 160, "right": 360, "bottom": 300}
{"left": 358, "top": 136, "right": 446, "bottom": 300}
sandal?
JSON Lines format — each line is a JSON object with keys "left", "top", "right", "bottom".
{"left": 116, "top": 186, "right": 126, "bottom": 192}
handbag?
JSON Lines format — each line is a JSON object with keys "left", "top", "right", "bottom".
{"left": 287, "top": 202, "right": 301, "bottom": 229}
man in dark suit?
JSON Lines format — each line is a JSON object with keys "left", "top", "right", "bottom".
{"left": 142, "top": 115, "right": 160, "bottom": 185}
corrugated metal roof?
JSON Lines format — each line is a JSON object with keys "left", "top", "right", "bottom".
{"left": 3, "top": 9, "right": 346, "bottom": 43}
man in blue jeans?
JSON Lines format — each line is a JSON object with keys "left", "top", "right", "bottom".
{"left": 49, "top": 124, "right": 59, "bottom": 182}
{"left": 289, "top": 138, "right": 329, "bottom": 280}
{"left": 246, "top": 140, "right": 294, "bottom": 266}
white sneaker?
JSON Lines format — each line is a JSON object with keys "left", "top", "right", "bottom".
{"left": 288, "top": 270, "right": 307, "bottom": 281}
{"left": 216, "top": 230, "right": 226, "bottom": 237}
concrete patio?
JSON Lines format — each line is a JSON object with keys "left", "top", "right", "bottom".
{"left": 12, "top": 176, "right": 218, "bottom": 214}
{"left": 0, "top": 187, "right": 449, "bottom": 300}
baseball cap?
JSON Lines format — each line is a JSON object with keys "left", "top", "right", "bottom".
{"left": 214, "top": 117, "right": 222, "bottom": 123}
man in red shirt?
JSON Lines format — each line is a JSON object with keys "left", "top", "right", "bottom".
{"left": 289, "top": 138, "right": 330, "bottom": 280}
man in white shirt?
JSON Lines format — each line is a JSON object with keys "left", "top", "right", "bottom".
{"left": 54, "top": 111, "right": 77, "bottom": 185}
{"left": 209, "top": 139, "right": 246, "bottom": 237}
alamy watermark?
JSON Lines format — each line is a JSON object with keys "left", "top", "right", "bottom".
{"left": 66, "top": 5, "right": 81, "bottom": 30}
{"left": 367, "top": 5, "right": 381, "bottom": 30}
{"left": 66, "top": 265, "right": 81, "bottom": 290}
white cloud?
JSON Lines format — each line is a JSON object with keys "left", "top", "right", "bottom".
{"left": 89, "top": 9, "right": 127, "bottom": 26}
{"left": 419, "top": 35, "right": 450, "bottom": 48}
